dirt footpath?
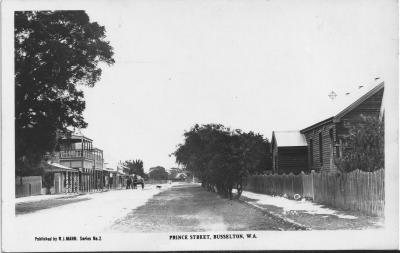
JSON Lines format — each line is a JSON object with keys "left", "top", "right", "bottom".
{"left": 111, "top": 184, "right": 302, "bottom": 232}
{"left": 15, "top": 196, "right": 90, "bottom": 215}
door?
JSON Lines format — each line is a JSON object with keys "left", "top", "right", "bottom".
{"left": 54, "top": 173, "right": 61, "bottom": 193}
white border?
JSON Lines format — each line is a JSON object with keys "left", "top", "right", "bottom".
{"left": 2, "top": 0, "right": 399, "bottom": 251}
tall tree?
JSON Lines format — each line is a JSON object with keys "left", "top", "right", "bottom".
{"left": 15, "top": 11, "right": 114, "bottom": 175}
{"left": 122, "top": 159, "right": 145, "bottom": 177}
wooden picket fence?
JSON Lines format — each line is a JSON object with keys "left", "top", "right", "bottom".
{"left": 244, "top": 169, "right": 384, "bottom": 217}
{"left": 15, "top": 176, "right": 42, "bottom": 198}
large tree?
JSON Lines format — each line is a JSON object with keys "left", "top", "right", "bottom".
{"left": 148, "top": 166, "right": 169, "bottom": 180}
{"left": 173, "top": 124, "right": 271, "bottom": 199}
{"left": 15, "top": 11, "right": 114, "bottom": 175}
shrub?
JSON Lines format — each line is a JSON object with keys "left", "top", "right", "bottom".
{"left": 335, "top": 115, "right": 384, "bottom": 172}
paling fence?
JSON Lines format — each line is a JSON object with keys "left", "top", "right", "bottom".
{"left": 244, "top": 169, "right": 384, "bottom": 217}
{"left": 15, "top": 176, "right": 42, "bottom": 198}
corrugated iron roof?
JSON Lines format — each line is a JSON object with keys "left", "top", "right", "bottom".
{"left": 103, "top": 167, "right": 117, "bottom": 172}
{"left": 273, "top": 130, "right": 307, "bottom": 147}
{"left": 45, "top": 162, "right": 78, "bottom": 172}
{"left": 306, "top": 79, "right": 384, "bottom": 128}
{"left": 300, "top": 80, "right": 384, "bottom": 132}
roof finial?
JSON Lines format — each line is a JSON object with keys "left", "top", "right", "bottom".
{"left": 328, "top": 91, "right": 337, "bottom": 100}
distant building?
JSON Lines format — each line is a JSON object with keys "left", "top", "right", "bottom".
{"left": 175, "top": 173, "right": 187, "bottom": 181}
{"left": 271, "top": 130, "right": 308, "bottom": 174}
{"left": 102, "top": 167, "right": 117, "bottom": 189}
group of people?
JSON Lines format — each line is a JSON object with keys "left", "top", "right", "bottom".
{"left": 126, "top": 175, "right": 144, "bottom": 190}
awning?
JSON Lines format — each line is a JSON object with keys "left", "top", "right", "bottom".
{"left": 43, "top": 162, "right": 79, "bottom": 173}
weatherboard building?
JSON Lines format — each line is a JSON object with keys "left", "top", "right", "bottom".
{"left": 272, "top": 79, "right": 384, "bottom": 174}
{"left": 53, "top": 132, "right": 107, "bottom": 193}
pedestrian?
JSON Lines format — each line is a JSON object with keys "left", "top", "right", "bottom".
{"left": 132, "top": 177, "right": 136, "bottom": 189}
{"left": 140, "top": 178, "right": 144, "bottom": 190}
{"left": 126, "top": 177, "right": 131, "bottom": 189}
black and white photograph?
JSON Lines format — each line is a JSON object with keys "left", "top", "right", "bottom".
{"left": 1, "top": 0, "right": 399, "bottom": 251}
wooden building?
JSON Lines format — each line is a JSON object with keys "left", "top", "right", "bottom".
{"left": 116, "top": 171, "right": 128, "bottom": 189}
{"left": 300, "top": 81, "right": 384, "bottom": 172}
{"left": 40, "top": 151, "right": 80, "bottom": 194}
{"left": 57, "top": 133, "right": 105, "bottom": 192}
{"left": 102, "top": 167, "right": 115, "bottom": 189}
{"left": 43, "top": 162, "right": 80, "bottom": 194}
{"left": 271, "top": 130, "right": 309, "bottom": 174}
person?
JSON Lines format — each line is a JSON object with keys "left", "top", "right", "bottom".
{"left": 126, "top": 177, "right": 131, "bottom": 189}
{"left": 139, "top": 178, "right": 144, "bottom": 190}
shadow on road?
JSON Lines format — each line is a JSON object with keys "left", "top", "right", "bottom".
{"left": 111, "top": 183, "right": 302, "bottom": 232}
{"left": 16, "top": 197, "right": 90, "bottom": 215}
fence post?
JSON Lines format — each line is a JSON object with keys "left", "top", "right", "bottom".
{"left": 311, "top": 170, "right": 315, "bottom": 200}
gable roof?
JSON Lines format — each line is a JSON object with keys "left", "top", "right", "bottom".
{"left": 272, "top": 130, "right": 307, "bottom": 147}
{"left": 379, "top": 87, "right": 385, "bottom": 121}
{"left": 175, "top": 173, "right": 187, "bottom": 179}
{"left": 301, "top": 79, "right": 384, "bottom": 132}
{"left": 333, "top": 81, "right": 384, "bottom": 122}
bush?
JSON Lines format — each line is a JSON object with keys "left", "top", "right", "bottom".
{"left": 335, "top": 115, "right": 384, "bottom": 172}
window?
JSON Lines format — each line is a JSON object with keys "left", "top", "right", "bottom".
{"left": 319, "top": 132, "right": 323, "bottom": 165}
{"left": 329, "top": 128, "right": 334, "bottom": 156}
{"left": 337, "top": 139, "right": 343, "bottom": 158}
{"left": 309, "top": 139, "right": 314, "bottom": 167}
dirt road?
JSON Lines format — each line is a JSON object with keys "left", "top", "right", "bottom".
{"left": 111, "top": 183, "right": 302, "bottom": 232}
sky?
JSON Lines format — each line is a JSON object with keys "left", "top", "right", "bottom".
{"left": 67, "top": 0, "right": 398, "bottom": 171}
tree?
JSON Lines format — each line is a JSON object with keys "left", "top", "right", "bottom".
{"left": 15, "top": 11, "right": 114, "bottom": 175}
{"left": 173, "top": 124, "right": 271, "bottom": 199}
{"left": 335, "top": 115, "right": 384, "bottom": 172}
{"left": 148, "top": 166, "right": 169, "bottom": 180}
{"left": 122, "top": 159, "right": 145, "bottom": 177}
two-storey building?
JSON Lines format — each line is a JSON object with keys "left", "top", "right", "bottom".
{"left": 57, "top": 133, "right": 105, "bottom": 192}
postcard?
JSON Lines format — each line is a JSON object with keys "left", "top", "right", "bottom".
{"left": 1, "top": 0, "right": 399, "bottom": 251}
